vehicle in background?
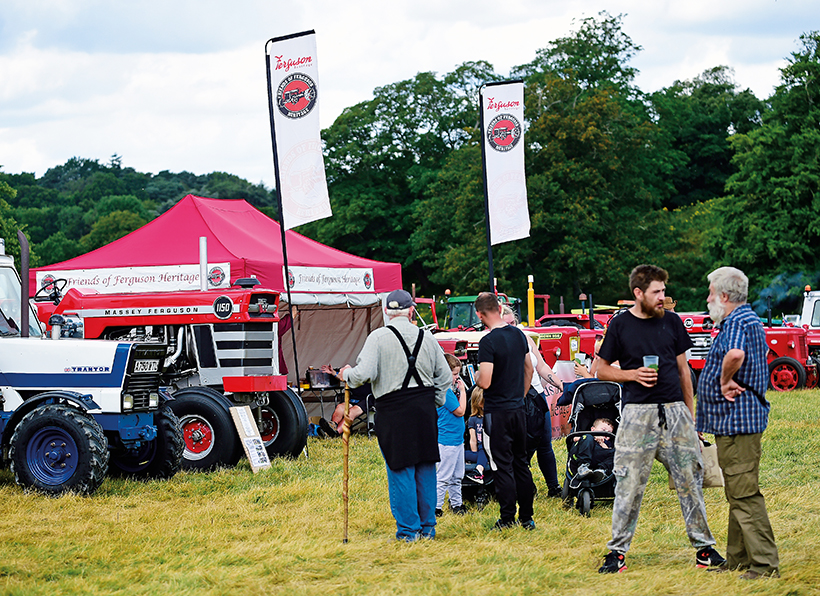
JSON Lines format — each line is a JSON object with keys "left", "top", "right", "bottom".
{"left": 0, "top": 236, "right": 182, "bottom": 495}
{"left": 35, "top": 279, "right": 308, "bottom": 471}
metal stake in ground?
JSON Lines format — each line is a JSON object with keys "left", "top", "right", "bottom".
{"left": 342, "top": 382, "right": 351, "bottom": 543}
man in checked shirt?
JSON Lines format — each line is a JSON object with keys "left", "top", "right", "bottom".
{"left": 697, "top": 267, "right": 780, "bottom": 580}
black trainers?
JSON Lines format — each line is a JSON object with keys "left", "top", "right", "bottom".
{"left": 696, "top": 546, "right": 727, "bottom": 569}
{"left": 435, "top": 508, "right": 443, "bottom": 518}
{"left": 546, "top": 486, "right": 562, "bottom": 498}
{"left": 599, "top": 551, "right": 627, "bottom": 573}
{"left": 465, "top": 469, "right": 484, "bottom": 484}
{"left": 520, "top": 519, "right": 535, "bottom": 531}
{"left": 493, "top": 519, "right": 516, "bottom": 530}
{"left": 451, "top": 504, "right": 467, "bottom": 515}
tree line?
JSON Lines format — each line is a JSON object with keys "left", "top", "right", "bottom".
{"left": 1, "top": 12, "right": 818, "bottom": 315}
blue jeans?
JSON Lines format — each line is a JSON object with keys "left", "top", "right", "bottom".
{"left": 384, "top": 460, "right": 437, "bottom": 541}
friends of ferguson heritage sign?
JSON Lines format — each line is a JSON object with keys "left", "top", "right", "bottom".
{"left": 36, "top": 263, "right": 232, "bottom": 294}
{"left": 285, "top": 266, "right": 374, "bottom": 293}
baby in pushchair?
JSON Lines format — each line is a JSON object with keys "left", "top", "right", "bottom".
{"left": 561, "top": 380, "right": 621, "bottom": 515}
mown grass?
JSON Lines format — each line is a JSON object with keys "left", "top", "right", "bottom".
{"left": 0, "top": 391, "right": 819, "bottom": 596}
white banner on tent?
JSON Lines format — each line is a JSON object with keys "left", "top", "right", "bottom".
{"left": 481, "top": 81, "right": 530, "bottom": 245}
{"left": 267, "top": 30, "right": 332, "bottom": 230}
{"left": 36, "top": 263, "right": 232, "bottom": 294}
{"left": 284, "top": 266, "right": 374, "bottom": 293}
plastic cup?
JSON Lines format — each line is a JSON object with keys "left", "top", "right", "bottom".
{"left": 643, "top": 355, "right": 659, "bottom": 370}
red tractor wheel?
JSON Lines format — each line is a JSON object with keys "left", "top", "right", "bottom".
{"left": 768, "top": 357, "right": 806, "bottom": 391}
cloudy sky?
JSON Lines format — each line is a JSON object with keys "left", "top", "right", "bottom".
{"left": 0, "top": 0, "right": 815, "bottom": 188}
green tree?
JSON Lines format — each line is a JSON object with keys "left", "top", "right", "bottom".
{"left": 650, "top": 66, "right": 765, "bottom": 209}
{"left": 303, "top": 61, "right": 499, "bottom": 283}
{"left": 714, "top": 31, "right": 820, "bottom": 289}
{"left": 37, "top": 232, "right": 84, "bottom": 266}
{"left": 79, "top": 210, "right": 147, "bottom": 253}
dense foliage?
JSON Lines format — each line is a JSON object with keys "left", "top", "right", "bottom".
{"left": 1, "top": 15, "right": 817, "bottom": 314}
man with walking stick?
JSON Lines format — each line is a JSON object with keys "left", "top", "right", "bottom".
{"left": 336, "top": 290, "right": 451, "bottom": 542}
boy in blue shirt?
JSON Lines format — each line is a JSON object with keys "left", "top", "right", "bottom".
{"left": 436, "top": 353, "right": 468, "bottom": 515}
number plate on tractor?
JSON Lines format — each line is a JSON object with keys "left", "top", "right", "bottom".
{"left": 134, "top": 360, "right": 159, "bottom": 373}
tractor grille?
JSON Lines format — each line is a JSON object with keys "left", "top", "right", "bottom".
{"left": 686, "top": 333, "right": 713, "bottom": 360}
{"left": 124, "top": 344, "right": 165, "bottom": 411}
{"left": 213, "top": 322, "right": 275, "bottom": 369}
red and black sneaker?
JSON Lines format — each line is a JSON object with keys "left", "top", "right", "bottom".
{"left": 696, "top": 546, "right": 727, "bottom": 569}
{"left": 599, "top": 551, "right": 627, "bottom": 573}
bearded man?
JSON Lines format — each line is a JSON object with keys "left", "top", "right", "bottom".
{"left": 696, "top": 267, "right": 780, "bottom": 580}
{"left": 596, "top": 264, "right": 725, "bottom": 574}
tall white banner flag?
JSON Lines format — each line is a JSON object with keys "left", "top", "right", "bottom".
{"left": 267, "top": 31, "right": 332, "bottom": 230}
{"left": 480, "top": 81, "right": 530, "bottom": 245}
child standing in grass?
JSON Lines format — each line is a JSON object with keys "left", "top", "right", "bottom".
{"left": 464, "top": 386, "right": 488, "bottom": 483}
{"left": 436, "top": 354, "right": 468, "bottom": 516}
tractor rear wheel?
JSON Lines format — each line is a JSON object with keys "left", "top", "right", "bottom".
{"left": 108, "top": 405, "right": 184, "bottom": 479}
{"left": 170, "top": 387, "right": 242, "bottom": 471}
{"left": 10, "top": 405, "right": 109, "bottom": 495}
{"left": 259, "top": 389, "right": 308, "bottom": 458}
{"left": 768, "top": 357, "right": 806, "bottom": 391}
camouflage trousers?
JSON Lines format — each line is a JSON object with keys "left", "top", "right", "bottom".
{"left": 607, "top": 402, "right": 716, "bottom": 554}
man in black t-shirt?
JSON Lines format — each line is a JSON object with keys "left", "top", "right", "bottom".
{"left": 596, "top": 265, "right": 725, "bottom": 574}
{"left": 475, "top": 292, "right": 535, "bottom": 530}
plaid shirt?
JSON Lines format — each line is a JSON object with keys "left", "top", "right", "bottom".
{"left": 696, "top": 304, "right": 770, "bottom": 435}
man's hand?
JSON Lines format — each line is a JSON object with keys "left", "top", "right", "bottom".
{"left": 337, "top": 364, "right": 352, "bottom": 380}
{"left": 720, "top": 378, "right": 745, "bottom": 402}
{"left": 634, "top": 366, "right": 658, "bottom": 387}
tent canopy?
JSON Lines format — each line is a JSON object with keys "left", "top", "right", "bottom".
{"left": 32, "top": 195, "right": 402, "bottom": 382}
{"left": 32, "top": 194, "right": 402, "bottom": 305}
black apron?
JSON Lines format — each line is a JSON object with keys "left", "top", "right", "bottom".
{"left": 375, "top": 327, "right": 440, "bottom": 471}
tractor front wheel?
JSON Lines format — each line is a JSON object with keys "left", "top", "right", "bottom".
{"left": 259, "top": 389, "right": 308, "bottom": 458}
{"left": 170, "top": 387, "right": 242, "bottom": 471}
{"left": 10, "top": 405, "right": 109, "bottom": 495}
{"left": 768, "top": 357, "right": 806, "bottom": 392}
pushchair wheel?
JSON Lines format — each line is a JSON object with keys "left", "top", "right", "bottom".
{"left": 561, "top": 477, "right": 573, "bottom": 509}
{"left": 578, "top": 489, "right": 592, "bottom": 516}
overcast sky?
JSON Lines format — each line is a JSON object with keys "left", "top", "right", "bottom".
{"left": 0, "top": 0, "right": 815, "bottom": 188}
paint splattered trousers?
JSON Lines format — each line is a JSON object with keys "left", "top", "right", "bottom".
{"left": 607, "top": 401, "right": 716, "bottom": 554}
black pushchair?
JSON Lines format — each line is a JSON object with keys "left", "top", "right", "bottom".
{"left": 561, "top": 380, "right": 622, "bottom": 516}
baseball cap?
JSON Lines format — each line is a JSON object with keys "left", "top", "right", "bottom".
{"left": 386, "top": 289, "right": 415, "bottom": 309}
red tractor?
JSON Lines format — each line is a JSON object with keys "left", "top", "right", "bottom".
{"left": 679, "top": 311, "right": 817, "bottom": 392}
{"left": 35, "top": 279, "right": 309, "bottom": 470}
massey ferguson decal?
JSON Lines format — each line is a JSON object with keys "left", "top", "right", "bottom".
{"left": 277, "top": 73, "right": 317, "bottom": 119}
{"left": 487, "top": 114, "right": 521, "bottom": 152}
{"left": 208, "top": 266, "right": 226, "bottom": 287}
{"left": 213, "top": 296, "right": 234, "bottom": 320}
{"left": 41, "top": 274, "right": 56, "bottom": 290}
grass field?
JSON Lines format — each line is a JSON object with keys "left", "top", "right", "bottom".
{"left": 1, "top": 390, "right": 819, "bottom": 596}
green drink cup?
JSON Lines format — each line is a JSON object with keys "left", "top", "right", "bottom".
{"left": 643, "top": 355, "right": 659, "bottom": 370}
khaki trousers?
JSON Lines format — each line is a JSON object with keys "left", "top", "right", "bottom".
{"left": 715, "top": 433, "right": 779, "bottom": 574}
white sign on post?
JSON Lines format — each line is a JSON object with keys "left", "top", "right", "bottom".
{"left": 230, "top": 406, "right": 271, "bottom": 472}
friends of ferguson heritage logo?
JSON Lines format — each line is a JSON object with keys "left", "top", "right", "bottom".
{"left": 486, "top": 97, "right": 521, "bottom": 113}
{"left": 277, "top": 73, "right": 317, "bottom": 119}
{"left": 487, "top": 114, "right": 522, "bottom": 152}
{"left": 274, "top": 54, "right": 313, "bottom": 72}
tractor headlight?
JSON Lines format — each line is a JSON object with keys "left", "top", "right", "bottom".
{"left": 149, "top": 392, "right": 159, "bottom": 408}
{"left": 123, "top": 394, "right": 134, "bottom": 410}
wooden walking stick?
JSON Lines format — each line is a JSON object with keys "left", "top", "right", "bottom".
{"left": 342, "top": 381, "right": 351, "bottom": 543}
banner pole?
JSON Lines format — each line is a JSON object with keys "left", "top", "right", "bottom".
{"left": 342, "top": 382, "right": 351, "bottom": 543}
{"left": 265, "top": 43, "right": 305, "bottom": 455}
{"left": 478, "top": 85, "right": 495, "bottom": 292}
